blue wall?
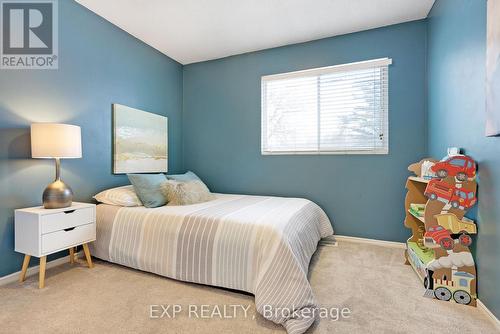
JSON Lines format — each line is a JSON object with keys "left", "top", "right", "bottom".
{"left": 0, "top": 0, "right": 183, "bottom": 276}
{"left": 428, "top": 0, "right": 499, "bottom": 318}
{"left": 183, "top": 21, "right": 428, "bottom": 242}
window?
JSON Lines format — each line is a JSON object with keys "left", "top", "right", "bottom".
{"left": 450, "top": 159, "right": 466, "bottom": 167}
{"left": 261, "top": 58, "right": 391, "bottom": 155}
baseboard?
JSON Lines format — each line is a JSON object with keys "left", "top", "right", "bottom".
{"left": 0, "top": 251, "right": 83, "bottom": 287}
{"left": 333, "top": 235, "right": 406, "bottom": 249}
{"left": 477, "top": 299, "right": 500, "bottom": 331}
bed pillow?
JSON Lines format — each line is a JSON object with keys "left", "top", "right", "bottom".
{"left": 165, "top": 171, "right": 201, "bottom": 182}
{"left": 127, "top": 173, "right": 167, "bottom": 208}
{"left": 160, "top": 180, "right": 215, "bottom": 206}
{"left": 93, "top": 185, "right": 143, "bottom": 207}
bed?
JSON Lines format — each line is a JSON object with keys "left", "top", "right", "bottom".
{"left": 90, "top": 193, "right": 333, "bottom": 334}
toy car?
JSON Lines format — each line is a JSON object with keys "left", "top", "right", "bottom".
{"left": 435, "top": 213, "right": 476, "bottom": 247}
{"left": 431, "top": 155, "right": 476, "bottom": 181}
{"left": 424, "top": 226, "right": 454, "bottom": 250}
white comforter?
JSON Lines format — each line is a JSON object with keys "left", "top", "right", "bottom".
{"left": 91, "top": 194, "right": 333, "bottom": 333}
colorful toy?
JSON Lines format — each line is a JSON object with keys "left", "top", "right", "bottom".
{"left": 404, "top": 152, "right": 478, "bottom": 307}
{"left": 450, "top": 188, "right": 476, "bottom": 210}
{"left": 424, "top": 179, "right": 454, "bottom": 203}
{"left": 424, "top": 179, "right": 476, "bottom": 210}
{"left": 424, "top": 226, "right": 454, "bottom": 250}
{"left": 431, "top": 155, "right": 476, "bottom": 181}
{"left": 435, "top": 214, "right": 476, "bottom": 234}
{"left": 433, "top": 270, "right": 475, "bottom": 305}
{"left": 424, "top": 225, "right": 473, "bottom": 249}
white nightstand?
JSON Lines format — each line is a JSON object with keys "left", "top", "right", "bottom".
{"left": 15, "top": 202, "right": 96, "bottom": 288}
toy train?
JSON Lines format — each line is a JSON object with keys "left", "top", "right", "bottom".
{"left": 424, "top": 269, "right": 475, "bottom": 305}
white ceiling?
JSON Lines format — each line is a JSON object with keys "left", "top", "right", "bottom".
{"left": 76, "top": 0, "right": 435, "bottom": 65}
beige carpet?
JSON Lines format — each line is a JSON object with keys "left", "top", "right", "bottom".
{"left": 0, "top": 241, "right": 497, "bottom": 334}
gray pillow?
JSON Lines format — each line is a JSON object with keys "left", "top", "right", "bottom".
{"left": 127, "top": 173, "right": 167, "bottom": 208}
{"left": 165, "top": 171, "right": 201, "bottom": 182}
{"left": 160, "top": 180, "right": 215, "bottom": 206}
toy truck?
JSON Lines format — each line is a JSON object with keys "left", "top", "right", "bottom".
{"left": 424, "top": 179, "right": 476, "bottom": 210}
{"left": 431, "top": 155, "right": 476, "bottom": 181}
{"left": 450, "top": 188, "right": 476, "bottom": 210}
{"left": 424, "top": 226, "right": 454, "bottom": 250}
{"left": 435, "top": 213, "right": 476, "bottom": 247}
{"left": 424, "top": 179, "right": 454, "bottom": 203}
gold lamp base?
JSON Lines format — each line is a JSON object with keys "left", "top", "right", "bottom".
{"left": 42, "top": 158, "right": 73, "bottom": 209}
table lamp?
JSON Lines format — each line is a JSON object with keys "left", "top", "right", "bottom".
{"left": 31, "top": 123, "right": 82, "bottom": 209}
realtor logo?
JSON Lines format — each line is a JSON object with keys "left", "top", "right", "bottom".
{"left": 1, "top": 0, "right": 58, "bottom": 69}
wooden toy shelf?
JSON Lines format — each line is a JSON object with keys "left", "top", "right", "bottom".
{"left": 404, "top": 156, "right": 478, "bottom": 307}
{"left": 408, "top": 209, "right": 425, "bottom": 223}
{"left": 408, "top": 176, "right": 430, "bottom": 184}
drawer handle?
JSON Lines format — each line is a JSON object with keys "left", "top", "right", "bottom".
{"left": 64, "top": 227, "right": 76, "bottom": 232}
{"left": 64, "top": 210, "right": 75, "bottom": 214}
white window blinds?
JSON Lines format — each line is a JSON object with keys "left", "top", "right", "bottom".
{"left": 261, "top": 58, "right": 391, "bottom": 155}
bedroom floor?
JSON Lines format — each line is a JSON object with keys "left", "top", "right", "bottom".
{"left": 0, "top": 241, "right": 496, "bottom": 334}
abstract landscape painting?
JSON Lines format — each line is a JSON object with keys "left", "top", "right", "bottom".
{"left": 486, "top": 0, "right": 500, "bottom": 136}
{"left": 113, "top": 104, "right": 168, "bottom": 173}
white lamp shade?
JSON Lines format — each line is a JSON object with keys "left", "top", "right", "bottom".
{"left": 31, "top": 123, "right": 82, "bottom": 159}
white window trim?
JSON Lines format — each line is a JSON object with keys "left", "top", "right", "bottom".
{"left": 261, "top": 57, "right": 392, "bottom": 156}
{"left": 261, "top": 58, "right": 392, "bottom": 82}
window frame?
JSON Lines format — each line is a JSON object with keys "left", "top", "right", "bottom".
{"left": 261, "top": 58, "right": 392, "bottom": 156}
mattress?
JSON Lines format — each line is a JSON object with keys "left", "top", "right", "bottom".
{"left": 90, "top": 193, "right": 333, "bottom": 334}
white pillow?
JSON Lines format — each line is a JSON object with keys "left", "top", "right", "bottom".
{"left": 93, "top": 185, "right": 143, "bottom": 207}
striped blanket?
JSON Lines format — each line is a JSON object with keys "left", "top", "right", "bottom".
{"left": 91, "top": 194, "right": 333, "bottom": 333}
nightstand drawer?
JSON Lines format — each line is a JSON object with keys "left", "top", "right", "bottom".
{"left": 41, "top": 223, "right": 96, "bottom": 254}
{"left": 41, "top": 207, "right": 94, "bottom": 234}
